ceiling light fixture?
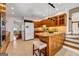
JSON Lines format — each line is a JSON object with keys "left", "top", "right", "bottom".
{"left": 11, "top": 7, "right": 14, "bottom": 10}
{"left": 48, "top": 3, "right": 55, "bottom": 8}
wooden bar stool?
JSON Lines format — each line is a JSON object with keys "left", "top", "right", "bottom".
{"left": 33, "top": 40, "right": 47, "bottom": 56}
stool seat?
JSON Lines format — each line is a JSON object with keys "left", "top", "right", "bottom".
{"left": 33, "top": 40, "right": 47, "bottom": 50}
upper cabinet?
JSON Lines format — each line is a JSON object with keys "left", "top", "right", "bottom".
{"left": 51, "top": 16, "right": 58, "bottom": 26}
{"left": 58, "top": 14, "right": 66, "bottom": 26}
{"left": 33, "top": 21, "right": 42, "bottom": 28}
{"left": 34, "top": 13, "right": 67, "bottom": 28}
{"left": 0, "top": 3, "right": 6, "bottom": 13}
{"left": 46, "top": 13, "right": 66, "bottom": 27}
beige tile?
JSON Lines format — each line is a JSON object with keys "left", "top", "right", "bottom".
{"left": 6, "top": 40, "right": 33, "bottom": 56}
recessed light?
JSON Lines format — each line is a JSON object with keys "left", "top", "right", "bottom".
{"left": 11, "top": 7, "right": 14, "bottom": 10}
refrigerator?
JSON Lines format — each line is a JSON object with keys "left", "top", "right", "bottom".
{"left": 24, "top": 21, "right": 34, "bottom": 40}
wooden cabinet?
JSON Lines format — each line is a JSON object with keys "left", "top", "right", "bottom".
{"left": 51, "top": 16, "right": 58, "bottom": 26}
{"left": 34, "top": 13, "right": 66, "bottom": 28}
{"left": 0, "top": 3, "right": 7, "bottom": 53}
{"left": 41, "top": 19, "right": 49, "bottom": 26}
{"left": 0, "top": 3, "right": 6, "bottom": 13}
{"left": 50, "top": 13, "right": 66, "bottom": 26}
{"left": 58, "top": 14, "right": 66, "bottom": 26}
{"left": 34, "top": 21, "right": 42, "bottom": 28}
{"left": 0, "top": 3, "right": 6, "bottom": 47}
{"left": 41, "top": 17, "right": 58, "bottom": 27}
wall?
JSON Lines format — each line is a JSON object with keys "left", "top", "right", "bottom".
{"left": 6, "top": 16, "right": 23, "bottom": 41}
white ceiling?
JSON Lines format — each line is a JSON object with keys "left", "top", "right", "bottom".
{"left": 6, "top": 3, "right": 79, "bottom": 20}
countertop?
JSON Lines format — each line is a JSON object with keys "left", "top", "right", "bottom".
{"left": 35, "top": 32, "right": 64, "bottom": 37}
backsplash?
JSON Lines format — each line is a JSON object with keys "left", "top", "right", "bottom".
{"left": 34, "top": 26, "right": 66, "bottom": 33}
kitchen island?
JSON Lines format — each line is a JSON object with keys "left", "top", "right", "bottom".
{"left": 35, "top": 32, "right": 65, "bottom": 56}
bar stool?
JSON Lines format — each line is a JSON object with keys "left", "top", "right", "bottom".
{"left": 33, "top": 40, "right": 47, "bottom": 56}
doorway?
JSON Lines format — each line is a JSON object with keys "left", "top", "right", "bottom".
{"left": 13, "top": 21, "right": 22, "bottom": 40}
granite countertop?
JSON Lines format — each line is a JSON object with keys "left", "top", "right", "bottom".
{"left": 35, "top": 32, "right": 64, "bottom": 37}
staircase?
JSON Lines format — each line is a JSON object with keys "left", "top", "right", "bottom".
{"left": 63, "top": 34, "right": 79, "bottom": 54}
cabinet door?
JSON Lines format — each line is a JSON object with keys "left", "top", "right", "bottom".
{"left": 48, "top": 17, "right": 58, "bottom": 26}
{"left": 52, "top": 17, "right": 58, "bottom": 26}
{"left": 58, "top": 14, "right": 66, "bottom": 26}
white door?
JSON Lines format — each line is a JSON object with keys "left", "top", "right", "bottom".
{"left": 25, "top": 22, "right": 34, "bottom": 40}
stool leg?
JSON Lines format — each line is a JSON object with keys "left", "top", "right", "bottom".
{"left": 45, "top": 48, "right": 47, "bottom": 56}
{"left": 33, "top": 44, "right": 34, "bottom": 55}
{"left": 38, "top": 49, "right": 41, "bottom": 56}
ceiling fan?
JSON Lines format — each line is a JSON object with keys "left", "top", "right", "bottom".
{"left": 48, "top": 3, "right": 55, "bottom": 20}
{"left": 48, "top": 3, "right": 55, "bottom": 8}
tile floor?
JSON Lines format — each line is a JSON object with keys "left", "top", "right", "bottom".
{"left": 6, "top": 39, "right": 79, "bottom": 56}
{"left": 6, "top": 39, "right": 33, "bottom": 56}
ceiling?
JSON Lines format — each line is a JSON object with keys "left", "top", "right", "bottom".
{"left": 6, "top": 3, "right": 79, "bottom": 20}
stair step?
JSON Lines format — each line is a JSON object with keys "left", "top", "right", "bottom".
{"left": 65, "top": 40, "right": 79, "bottom": 44}
{"left": 64, "top": 43, "right": 79, "bottom": 50}
{"left": 66, "top": 34, "right": 79, "bottom": 35}
{"left": 66, "top": 38, "right": 79, "bottom": 43}
{"left": 63, "top": 45, "right": 79, "bottom": 54}
{"left": 64, "top": 41, "right": 79, "bottom": 48}
{"left": 64, "top": 34, "right": 79, "bottom": 54}
{"left": 66, "top": 35, "right": 79, "bottom": 38}
{"left": 65, "top": 36, "right": 79, "bottom": 40}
